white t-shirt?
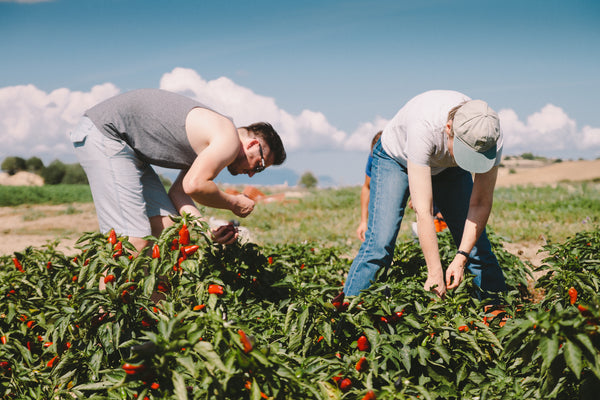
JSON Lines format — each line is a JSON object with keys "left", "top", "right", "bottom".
{"left": 381, "top": 90, "right": 503, "bottom": 175}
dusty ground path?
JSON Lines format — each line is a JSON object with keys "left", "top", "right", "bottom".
{"left": 0, "top": 204, "right": 550, "bottom": 268}
{"left": 0, "top": 203, "right": 98, "bottom": 256}
{"left": 1, "top": 159, "right": 599, "bottom": 262}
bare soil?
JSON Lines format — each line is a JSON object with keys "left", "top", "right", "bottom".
{"left": 0, "top": 203, "right": 98, "bottom": 256}
{"left": 1, "top": 159, "right": 599, "bottom": 265}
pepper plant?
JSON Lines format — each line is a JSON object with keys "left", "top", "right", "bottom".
{"left": 1, "top": 217, "right": 599, "bottom": 399}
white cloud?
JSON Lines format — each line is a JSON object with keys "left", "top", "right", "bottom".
{"left": 580, "top": 125, "right": 600, "bottom": 149}
{"left": 0, "top": 83, "right": 119, "bottom": 162}
{"left": 344, "top": 116, "right": 388, "bottom": 151}
{"left": 159, "top": 67, "right": 348, "bottom": 150}
{"left": 498, "top": 104, "right": 599, "bottom": 157}
{"left": 0, "top": 68, "right": 598, "bottom": 169}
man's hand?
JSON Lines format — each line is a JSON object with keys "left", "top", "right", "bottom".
{"left": 211, "top": 223, "right": 238, "bottom": 245}
{"left": 424, "top": 273, "right": 447, "bottom": 298}
{"left": 446, "top": 256, "right": 467, "bottom": 289}
{"left": 232, "top": 194, "right": 255, "bottom": 217}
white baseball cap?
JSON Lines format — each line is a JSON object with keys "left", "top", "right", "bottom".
{"left": 452, "top": 99, "right": 501, "bottom": 173}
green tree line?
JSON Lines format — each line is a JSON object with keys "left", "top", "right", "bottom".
{"left": 1, "top": 156, "right": 87, "bottom": 185}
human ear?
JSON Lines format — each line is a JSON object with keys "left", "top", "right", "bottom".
{"left": 245, "top": 138, "right": 259, "bottom": 150}
{"left": 445, "top": 120, "right": 453, "bottom": 138}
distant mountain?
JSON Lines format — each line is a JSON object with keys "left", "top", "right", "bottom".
{"left": 215, "top": 167, "right": 300, "bottom": 186}
{"left": 215, "top": 167, "right": 338, "bottom": 187}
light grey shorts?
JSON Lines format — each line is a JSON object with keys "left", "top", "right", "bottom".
{"left": 70, "top": 117, "right": 177, "bottom": 237}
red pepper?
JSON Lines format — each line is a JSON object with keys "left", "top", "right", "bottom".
{"left": 1, "top": 336, "right": 6, "bottom": 345}
{"left": 357, "top": 335, "right": 370, "bottom": 351}
{"left": 157, "top": 281, "right": 169, "bottom": 293}
{"left": 238, "top": 329, "right": 253, "bottom": 353}
{"left": 104, "top": 274, "right": 116, "bottom": 284}
{"left": 113, "top": 241, "right": 123, "bottom": 258}
{"left": 141, "top": 317, "right": 155, "bottom": 328}
{"left": 26, "top": 320, "right": 35, "bottom": 329}
{"left": 362, "top": 390, "right": 376, "bottom": 400}
{"left": 152, "top": 244, "right": 160, "bottom": 259}
{"left": 458, "top": 325, "right": 469, "bottom": 332}
{"left": 339, "top": 378, "right": 352, "bottom": 392}
{"left": 121, "top": 290, "right": 131, "bottom": 304}
{"left": 72, "top": 275, "right": 78, "bottom": 282}
{"left": 193, "top": 304, "right": 206, "bottom": 311}
{"left": 181, "top": 245, "right": 199, "bottom": 256}
{"left": 355, "top": 356, "right": 368, "bottom": 372}
{"left": 179, "top": 224, "right": 190, "bottom": 246}
{"left": 91, "top": 312, "right": 110, "bottom": 328}
{"left": 208, "top": 284, "right": 224, "bottom": 295}
{"left": 268, "top": 256, "right": 273, "bottom": 265}
{"left": 568, "top": 287, "right": 578, "bottom": 305}
{"left": 12, "top": 258, "right": 24, "bottom": 273}
{"left": 150, "top": 382, "right": 160, "bottom": 390}
{"left": 108, "top": 229, "right": 117, "bottom": 245}
{"left": 333, "top": 301, "right": 349, "bottom": 312}
{"left": 578, "top": 304, "right": 593, "bottom": 318}
{"left": 122, "top": 363, "right": 146, "bottom": 375}
{"left": 170, "top": 238, "right": 179, "bottom": 250}
{"left": 47, "top": 355, "right": 58, "bottom": 368}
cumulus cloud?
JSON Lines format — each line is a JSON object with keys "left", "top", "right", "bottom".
{"left": 0, "top": 67, "right": 598, "bottom": 168}
{"left": 344, "top": 116, "right": 389, "bottom": 151}
{"left": 498, "top": 104, "right": 599, "bottom": 157}
{"left": 159, "top": 67, "right": 348, "bottom": 150}
{"left": 0, "top": 83, "right": 119, "bottom": 162}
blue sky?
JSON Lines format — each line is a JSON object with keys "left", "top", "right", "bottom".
{"left": 1, "top": 0, "right": 599, "bottom": 186}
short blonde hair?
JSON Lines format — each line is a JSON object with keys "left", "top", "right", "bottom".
{"left": 447, "top": 101, "right": 468, "bottom": 137}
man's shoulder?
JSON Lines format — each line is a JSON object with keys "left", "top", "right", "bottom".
{"left": 185, "top": 107, "right": 238, "bottom": 149}
{"left": 187, "top": 107, "right": 235, "bottom": 128}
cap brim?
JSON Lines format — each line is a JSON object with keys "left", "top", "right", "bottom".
{"left": 453, "top": 137, "right": 497, "bottom": 173}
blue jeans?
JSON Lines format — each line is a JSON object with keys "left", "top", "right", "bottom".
{"left": 343, "top": 140, "right": 506, "bottom": 296}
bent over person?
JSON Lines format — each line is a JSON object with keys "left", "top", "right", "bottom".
{"left": 343, "top": 90, "right": 506, "bottom": 299}
{"left": 70, "top": 88, "right": 286, "bottom": 250}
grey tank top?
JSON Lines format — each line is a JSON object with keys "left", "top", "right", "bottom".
{"left": 85, "top": 89, "right": 214, "bottom": 169}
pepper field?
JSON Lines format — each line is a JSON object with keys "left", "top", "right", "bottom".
{"left": 1, "top": 184, "right": 600, "bottom": 399}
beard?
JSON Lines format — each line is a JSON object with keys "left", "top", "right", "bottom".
{"left": 227, "top": 164, "right": 239, "bottom": 176}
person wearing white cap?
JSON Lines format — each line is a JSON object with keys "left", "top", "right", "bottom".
{"left": 342, "top": 90, "right": 506, "bottom": 299}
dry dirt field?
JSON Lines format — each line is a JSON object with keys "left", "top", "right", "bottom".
{"left": 1, "top": 159, "right": 599, "bottom": 269}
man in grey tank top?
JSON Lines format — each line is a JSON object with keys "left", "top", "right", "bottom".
{"left": 69, "top": 89, "right": 286, "bottom": 251}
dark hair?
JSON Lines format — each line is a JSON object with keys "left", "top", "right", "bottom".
{"left": 242, "top": 122, "right": 286, "bottom": 165}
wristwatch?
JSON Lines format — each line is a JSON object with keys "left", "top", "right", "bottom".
{"left": 456, "top": 250, "right": 470, "bottom": 259}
